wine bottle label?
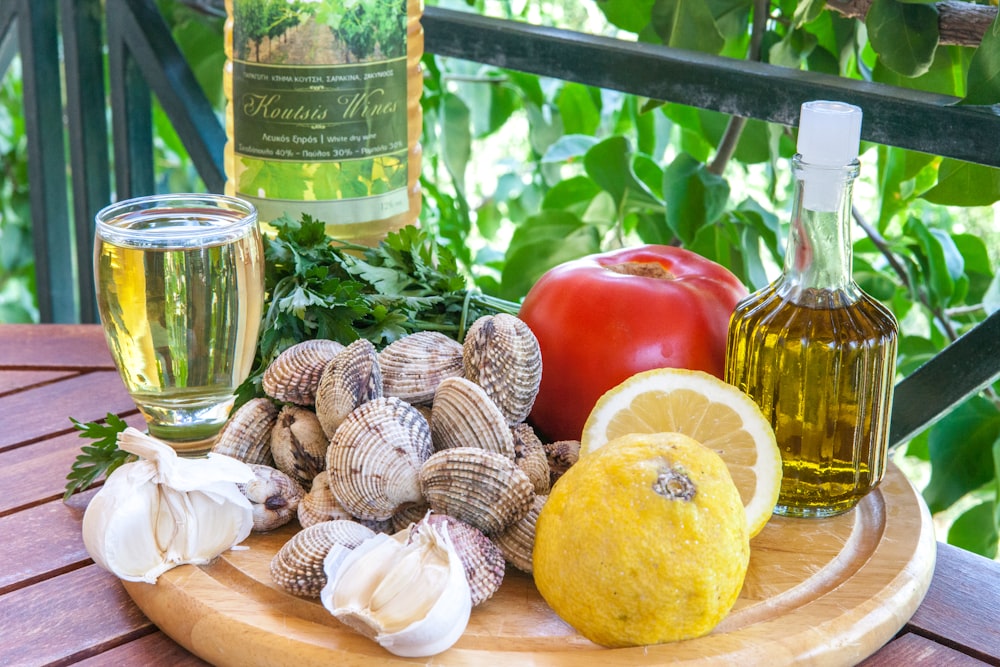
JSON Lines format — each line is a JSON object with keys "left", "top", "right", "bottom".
{"left": 230, "top": 0, "right": 410, "bottom": 224}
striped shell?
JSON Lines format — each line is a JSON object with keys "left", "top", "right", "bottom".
{"left": 462, "top": 314, "right": 542, "bottom": 425}
{"left": 315, "top": 339, "right": 383, "bottom": 438}
{"left": 379, "top": 331, "right": 464, "bottom": 406}
{"left": 512, "top": 423, "right": 551, "bottom": 495}
{"left": 419, "top": 514, "right": 505, "bottom": 606}
{"left": 211, "top": 397, "right": 278, "bottom": 466}
{"left": 544, "top": 439, "right": 580, "bottom": 486}
{"left": 430, "top": 377, "right": 514, "bottom": 458}
{"left": 270, "top": 520, "right": 376, "bottom": 598}
{"left": 297, "top": 470, "right": 356, "bottom": 529}
{"left": 326, "top": 397, "right": 432, "bottom": 521}
{"left": 237, "top": 464, "right": 305, "bottom": 532}
{"left": 270, "top": 405, "right": 328, "bottom": 490}
{"left": 493, "top": 494, "right": 546, "bottom": 574}
{"left": 263, "top": 339, "right": 344, "bottom": 405}
{"left": 420, "top": 447, "right": 535, "bottom": 537}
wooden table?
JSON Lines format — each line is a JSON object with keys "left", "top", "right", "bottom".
{"left": 1, "top": 323, "right": 998, "bottom": 666}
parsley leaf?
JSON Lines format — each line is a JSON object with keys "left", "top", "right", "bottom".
{"left": 63, "top": 413, "right": 135, "bottom": 500}
{"left": 238, "top": 217, "right": 520, "bottom": 406}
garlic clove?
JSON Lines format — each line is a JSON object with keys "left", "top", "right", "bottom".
{"left": 321, "top": 520, "right": 472, "bottom": 658}
{"left": 82, "top": 428, "right": 255, "bottom": 584}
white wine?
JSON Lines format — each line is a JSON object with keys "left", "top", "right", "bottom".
{"left": 94, "top": 196, "right": 264, "bottom": 454}
{"left": 223, "top": 0, "right": 423, "bottom": 244}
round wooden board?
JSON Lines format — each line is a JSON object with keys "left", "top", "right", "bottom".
{"left": 123, "top": 463, "right": 936, "bottom": 666}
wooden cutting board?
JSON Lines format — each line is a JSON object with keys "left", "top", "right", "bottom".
{"left": 123, "top": 462, "right": 936, "bottom": 666}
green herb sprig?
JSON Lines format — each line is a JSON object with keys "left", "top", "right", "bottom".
{"left": 63, "top": 413, "right": 134, "bottom": 500}
{"left": 237, "top": 216, "right": 519, "bottom": 405}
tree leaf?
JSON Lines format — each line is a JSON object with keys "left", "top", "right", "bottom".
{"left": 922, "top": 159, "right": 1000, "bottom": 206}
{"left": 960, "top": 10, "right": 1000, "bottom": 106}
{"left": 923, "top": 395, "right": 1000, "bottom": 513}
{"left": 947, "top": 501, "right": 999, "bottom": 559}
{"left": 500, "top": 211, "right": 601, "bottom": 299}
{"left": 584, "top": 136, "right": 662, "bottom": 210}
{"left": 542, "top": 135, "right": 599, "bottom": 164}
{"left": 662, "top": 153, "right": 730, "bottom": 245}
{"left": 866, "top": 0, "right": 939, "bottom": 77}
{"left": 596, "top": 0, "right": 657, "bottom": 33}
{"left": 441, "top": 92, "right": 472, "bottom": 196}
{"left": 650, "top": 0, "right": 725, "bottom": 53}
{"left": 557, "top": 82, "right": 601, "bottom": 136}
{"left": 903, "top": 216, "right": 963, "bottom": 308}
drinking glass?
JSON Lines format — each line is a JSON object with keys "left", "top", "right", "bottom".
{"left": 94, "top": 193, "right": 265, "bottom": 456}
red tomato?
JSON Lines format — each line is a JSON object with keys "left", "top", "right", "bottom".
{"left": 518, "top": 245, "right": 748, "bottom": 442}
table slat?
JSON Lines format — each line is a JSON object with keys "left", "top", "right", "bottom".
{"left": 0, "top": 565, "right": 152, "bottom": 667}
{"left": 862, "top": 632, "right": 993, "bottom": 666}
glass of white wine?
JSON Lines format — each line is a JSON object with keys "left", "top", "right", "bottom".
{"left": 94, "top": 193, "right": 265, "bottom": 456}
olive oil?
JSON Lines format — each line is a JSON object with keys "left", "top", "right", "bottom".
{"left": 725, "top": 101, "right": 898, "bottom": 518}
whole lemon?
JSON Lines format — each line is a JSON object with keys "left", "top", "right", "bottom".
{"left": 532, "top": 431, "right": 750, "bottom": 648}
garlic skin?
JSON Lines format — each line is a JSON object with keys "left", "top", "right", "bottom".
{"left": 320, "top": 519, "right": 472, "bottom": 657}
{"left": 82, "top": 428, "right": 255, "bottom": 584}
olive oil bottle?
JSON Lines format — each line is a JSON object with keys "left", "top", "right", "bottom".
{"left": 725, "top": 101, "right": 898, "bottom": 518}
{"left": 224, "top": 0, "right": 423, "bottom": 245}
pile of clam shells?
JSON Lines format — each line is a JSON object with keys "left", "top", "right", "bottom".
{"left": 218, "top": 314, "right": 581, "bottom": 607}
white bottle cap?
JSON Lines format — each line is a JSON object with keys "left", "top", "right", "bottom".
{"left": 796, "top": 100, "right": 863, "bottom": 167}
{"left": 797, "top": 101, "right": 862, "bottom": 211}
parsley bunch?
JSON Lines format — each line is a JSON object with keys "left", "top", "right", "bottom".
{"left": 64, "top": 414, "right": 133, "bottom": 500}
{"left": 237, "top": 215, "right": 519, "bottom": 404}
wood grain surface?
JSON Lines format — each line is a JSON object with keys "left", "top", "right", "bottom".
{"left": 122, "top": 463, "right": 936, "bottom": 666}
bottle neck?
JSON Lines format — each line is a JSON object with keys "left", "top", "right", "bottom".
{"left": 781, "top": 156, "right": 860, "bottom": 299}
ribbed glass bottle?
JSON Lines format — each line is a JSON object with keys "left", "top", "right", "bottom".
{"left": 224, "top": 0, "right": 423, "bottom": 245}
{"left": 725, "top": 101, "right": 898, "bottom": 518}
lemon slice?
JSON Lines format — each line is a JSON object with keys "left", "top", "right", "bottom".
{"left": 580, "top": 368, "right": 781, "bottom": 537}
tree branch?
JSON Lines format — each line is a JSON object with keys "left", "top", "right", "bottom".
{"left": 826, "top": 0, "right": 996, "bottom": 48}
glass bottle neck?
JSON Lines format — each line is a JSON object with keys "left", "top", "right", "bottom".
{"left": 780, "top": 155, "right": 860, "bottom": 301}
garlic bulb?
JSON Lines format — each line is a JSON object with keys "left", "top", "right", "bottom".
{"left": 82, "top": 427, "right": 255, "bottom": 584}
{"left": 320, "top": 519, "right": 472, "bottom": 657}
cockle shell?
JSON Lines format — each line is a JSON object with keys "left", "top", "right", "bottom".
{"left": 262, "top": 339, "right": 344, "bottom": 405}
{"left": 419, "top": 514, "right": 506, "bottom": 606}
{"left": 298, "top": 470, "right": 356, "bottom": 529}
{"left": 211, "top": 397, "right": 278, "bottom": 466}
{"left": 237, "top": 464, "right": 305, "bottom": 532}
{"left": 430, "top": 377, "right": 514, "bottom": 458}
{"left": 389, "top": 501, "right": 432, "bottom": 534}
{"left": 378, "top": 331, "right": 464, "bottom": 406}
{"left": 270, "top": 519, "right": 376, "bottom": 598}
{"left": 420, "top": 447, "right": 535, "bottom": 537}
{"left": 316, "top": 339, "right": 383, "bottom": 438}
{"left": 493, "top": 494, "right": 546, "bottom": 574}
{"left": 462, "top": 314, "right": 542, "bottom": 425}
{"left": 270, "top": 405, "right": 328, "bottom": 490}
{"left": 326, "top": 397, "right": 432, "bottom": 521}
{"left": 544, "top": 439, "right": 581, "bottom": 486}
{"left": 512, "top": 423, "right": 551, "bottom": 495}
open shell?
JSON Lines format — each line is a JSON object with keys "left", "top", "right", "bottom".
{"left": 430, "top": 377, "right": 514, "bottom": 458}
{"left": 263, "top": 339, "right": 344, "bottom": 405}
{"left": 462, "top": 314, "right": 542, "bottom": 425}
{"left": 326, "top": 397, "right": 432, "bottom": 521}
{"left": 316, "top": 339, "right": 383, "bottom": 438}
{"left": 512, "top": 423, "right": 551, "bottom": 495}
{"left": 237, "top": 464, "right": 305, "bottom": 532}
{"left": 270, "top": 405, "right": 328, "bottom": 490}
{"left": 211, "top": 397, "right": 278, "bottom": 466}
{"left": 379, "top": 331, "right": 464, "bottom": 406}
{"left": 269, "top": 519, "right": 376, "bottom": 598}
{"left": 420, "top": 447, "right": 535, "bottom": 537}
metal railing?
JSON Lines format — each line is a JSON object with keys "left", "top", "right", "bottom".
{"left": 3, "top": 0, "right": 999, "bottom": 448}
